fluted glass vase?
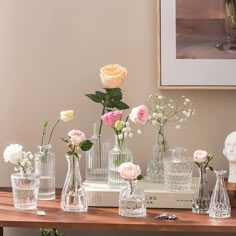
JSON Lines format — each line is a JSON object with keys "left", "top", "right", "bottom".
{"left": 146, "top": 124, "right": 168, "bottom": 183}
{"left": 60, "top": 155, "right": 88, "bottom": 212}
{"left": 209, "top": 170, "right": 231, "bottom": 218}
{"left": 119, "top": 180, "right": 146, "bottom": 217}
{"left": 108, "top": 136, "right": 133, "bottom": 188}
{"left": 192, "top": 166, "right": 210, "bottom": 214}
{"left": 34, "top": 145, "right": 55, "bottom": 200}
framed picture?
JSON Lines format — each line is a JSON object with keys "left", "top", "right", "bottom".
{"left": 157, "top": 0, "right": 236, "bottom": 89}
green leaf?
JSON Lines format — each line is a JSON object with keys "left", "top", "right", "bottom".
{"left": 95, "top": 91, "right": 106, "bottom": 101}
{"left": 113, "top": 101, "right": 129, "bottom": 110}
{"left": 104, "top": 100, "right": 114, "bottom": 108}
{"left": 137, "top": 175, "right": 144, "bottom": 180}
{"left": 209, "top": 166, "right": 214, "bottom": 172}
{"left": 67, "top": 151, "right": 73, "bottom": 156}
{"left": 79, "top": 140, "right": 93, "bottom": 151}
{"left": 111, "top": 89, "right": 122, "bottom": 101}
{"left": 85, "top": 94, "right": 102, "bottom": 103}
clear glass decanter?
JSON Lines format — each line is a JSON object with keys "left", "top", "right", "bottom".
{"left": 192, "top": 166, "right": 210, "bottom": 214}
{"left": 119, "top": 180, "right": 146, "bottom": 217}
{"left": 164, "top": 147, "right": 193, "bottom": 191}
{"left": 60, "top": 155, "right": 88, "bottom": 212}
{"left": 34, "top": 145, "right": 55, "bottom": 200}
{"left": 108, "top": 136, "right": 133, "bottom": 188}
{"left": 209, "top": 170, "right": 231, "bottom": 218}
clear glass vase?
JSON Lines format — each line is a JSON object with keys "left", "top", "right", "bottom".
{"left": 60, "top": 155, "right": 88, "bottom": 212}
{"left": 11, "top": 172, "right": 40, "bottom": 210}
{"left": 86, "top": 135, "right": 110, "bottom": 181}
{"left": 34, "top": 145, "right": 55, "bottom": 200}
{"left": 108, "top": 136, "right": 133, "bottom": 188}
{"left": 209, "top": 170, "right": 231, "bottom": 218}
{"left": 192, "top": 166, "right": 210, "bottom": 214}
{"left": 119, "top": 180, "right": 146, "bottom": 217}
{"left": 164, "top": 147, "right": 193, "bottom": 191}
{"left": 146, "top": 124, "right": 168, "bottom": 183}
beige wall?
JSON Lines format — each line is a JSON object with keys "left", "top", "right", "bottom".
{"left": 0, "top": 0, "right": 235, "bottom": 235}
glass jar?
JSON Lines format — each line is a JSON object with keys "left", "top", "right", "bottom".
{"left": 60, "top": 155, "right": 88, "bottom": 212}
{"left": 119, "top": 180, "right": 146, "bottom": 217}
{"left": 146, "top": 124, "right": 168, "bottom": 183}
{"left": 209, "top": 170, "right": 231, "bottom": 218}
{"left": 86, "top": 135, "right": 110, "bottom": 181}
{"left": 11, "top": 173, "right": 40, "bottom": 210}
{"left": 108, "top": 136, "right": 133, "bottom": 188}
{"left": 192, "top": 166, "right": 210, "bottom": 214}
{"left": 34, "top": 145, "right": 55, "bottom": 200}
{"left": 164, "top": 147, "right": 193, "bottom": 191}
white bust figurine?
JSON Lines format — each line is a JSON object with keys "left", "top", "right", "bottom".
{"left": 223, "top": 131, "right": 236, "bottom": 183}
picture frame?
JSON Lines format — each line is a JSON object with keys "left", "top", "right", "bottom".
{"left": 157, "top": 0, "right": 236, "bottom": 90}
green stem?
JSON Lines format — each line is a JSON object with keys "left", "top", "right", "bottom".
{"left": 47, "top": 119, "right": 61, "bottom": 145}
{"left": 98, "top": 106, "right": 106, "bottom": 137}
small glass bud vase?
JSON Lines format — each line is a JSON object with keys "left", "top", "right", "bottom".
{"left": 119, "top": 180, "right": 146, "bottom": 217}
{"left": 11, "top": 172, "right": 40, "bottom": 210}
{"left": 34, "top": 145, "right": 55, "bottom": 200}
{"left": 60, "top": 155, "right": 88, "bottom": 212}
{"left": 192, "top": 166, "right": 210, "bottom": 214}
{"left": 108, "top": 136, "right": 133, "bottom": 188}
{"left": 209, "top": 170, "right": 231, "bottom": 218}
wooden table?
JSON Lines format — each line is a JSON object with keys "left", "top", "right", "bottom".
{"left": 0, "top": 187, "right": 236, "bottom": 235}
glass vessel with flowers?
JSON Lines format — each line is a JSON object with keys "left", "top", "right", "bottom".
{"left": 60, "top": 129, "right": 93, "bottom": 212}
{"left": 102, "top": 105, "right": 149, "bottom": 188}
{"left": 85, "top": 64, "right": 129, "bottom": 181}
{"left": 146, "top": 94, "right": 195, "bottom": 183}
{"left": 34, "top": 110, "right": 74, "bottom": 200}
{"left": 3, "top": 144, "right": 40, "bottom": 210}
{"left": 192, "top": 150, "right": 213, "bottom": 214}
{"left": 118, "top": 162, "right": 146, "bottom": 217}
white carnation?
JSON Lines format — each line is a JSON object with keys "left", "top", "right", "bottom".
{"left": 3, "top": 144, "right": 23, "bottom": 165}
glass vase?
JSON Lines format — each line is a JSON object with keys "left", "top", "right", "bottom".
{"left": 86, "top": 135, "right": 110, "bottom": 181}
{"left": 209, "top": 170, "right": 231, "bottom": 218}
{"left": 108, "top": 136, "right": 133, "bottom": 188}
{"left": 192, "top": 166, "right": 210, "bottom": 214}
{"left": 146, "top": 124, "right": 168, "bottom": 183}
{"left": 60, "top": 155, "right": 88, "bottom": 212}
{"left": 11, "top": 173, "right": 40, "bottom": 210}
{"left": 34, "top": 145, "right": 55, "bottom": 200}
{"left": 164, "top": 147, "right": 193, "bottom": 191}
{"left": 119, "top": 180, "right": 146, "bottom": 217}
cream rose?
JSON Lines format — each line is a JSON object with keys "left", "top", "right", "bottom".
{"left": 60, "top": 110, "right": 74, "bottom": 122}
{"left": 68, "top": 129, "right": 86, "bottom": 145}
{"left": 100, "top": 64, "right": 127, "bottom": 88}
{"left": 193, "top": 150, "right": 208, "bottom": 163}
{"left": 118, "top": 162, "right": 141, "bottom": 181}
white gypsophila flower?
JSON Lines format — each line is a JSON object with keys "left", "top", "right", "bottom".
{"left": 186, "top": 112, "right": 191, "bottom": 118}
{"left": 27, "top": 161, "right": 31, "bottom": 166}
{"left": 149, "top": 94, "right": 153, "bottom": 99}
{"left": 152, "top": 112, "right": 158, "bottom": 119}
{"left": 176, "top": 125, "right": 181, "bottom": 129}
{"left": 160, "top": 106, "right": 164, "bottom": 110}
{"left": 180, "top": 118, "right": 184, "bottom": 122}
{"left": 184, "top": 102, "right": 187, "bottom": 105}
{"left": 137, "top": 129, "right": 142, "bottom": 135}
{"left": 3, "top": 144, "right": 23, "bottom": 164}
{"left": 185, "top": 98, "right": 190, "bottom": 103}
{"left": 158, "top": 95, "right": 163, "bottom": 100}
{"left": 128, "top": 133, "right": 133, "bottom": 138}
{"left": 148, "top": 115, "right": 152, "bottom": 120}
{"left": 29, "top": 154, "right": 33, "bottom": 159}
{"left": 118, "top": 134, "right": 124, "bottom": 140}
{"left": 157, "top": 113, "right": 163, "bottom": 118}
{"left": 125, "top": 121, "right": 130, "bottom": 127}
{"left": 20, "top": 161, "right": 25, "bottom": 167}
{"left": 14, "top": 167, "right": 19, "bottom": 172}
{"left": 26, "top": 170, "right": 31, "bottom": 176}
{"left": 152, "top": 120, "right": 157, "bottom": 125}
{"left": 123, "top": 132, "right": 128, "bottom": 138}
{"left": 170, "top": 106, "right": 174, "bottom": 109}
{"left": 156, "top": 104, "right": 160, "bottom": 109}
{"left": 183, "top": 110, "right": 187, "bottom": 115}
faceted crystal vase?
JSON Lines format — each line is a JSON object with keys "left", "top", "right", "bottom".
{"left": 164, "top": 147, "right": 193, "bottom": 191}
{"left": 209, "top": 170, "right": 231, "bottom": 218}
{"left": 60, "top": 155, "right": 88, "bottom": 212}
{"left": 119, "top": 180, "right": 146, "bottom": 217}
{"left": 108, "top": 136, "right": 133, "bottom": 188}
{"left": 11, "top": 173, "right": 40, "bottom": 210}
{"left": 34, "top": 145, "right": 55, "bottom": 200}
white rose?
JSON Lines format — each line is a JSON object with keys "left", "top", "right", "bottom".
{"left": 60, "top": 110, "right": 74, "bottom": 122}
{"left": 193, "top": 150, "right": 208, "bottom": 163}
{"left": 3, "top": 144, "right": 23, "bottom": 165}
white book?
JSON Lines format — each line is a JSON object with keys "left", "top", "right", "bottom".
{"left": 84, "top": 177, "right": 198, "bottom": 209}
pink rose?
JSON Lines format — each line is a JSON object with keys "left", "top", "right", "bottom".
{"left": 129, "top": 105, "right": 149, "bottom": 125}
{"left": 68, "top": 130, "right": 86, "bottom": 145}
{"left": 118, "top": 162, "right": 141, "bottom": 181}
{"left": 193, "top": 150, "right": 208, "bottom": 163}
{"left": 101, "top": 111, "right": 123, "bottom": 128}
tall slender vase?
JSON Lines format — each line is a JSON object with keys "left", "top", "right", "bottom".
{"left": 108, "top": 136, "right": 133, "bottom": 188}
{"left": 209, "top": 170, "right": 231, "bottom": 218}
{"left": 34, "top": 145, "right": 55, "bottom": 200}
{"left": 60, "top": 155, "right": 88, "bottom": 212}
{"left": 146, "top": 124, "right": 168, "bottom": 183}
{"left": 192, "top": 166, "right": 210, "bottom": 214}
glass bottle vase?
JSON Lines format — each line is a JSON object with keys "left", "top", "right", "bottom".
{"left": 60, "top": 155, "right": 88, "bottom": 212}
{"left": 209, "top": 170, "right": 231, "bottom": 218}
{"left": 192, "top": 166, "right": 210, "bottom": 214}
{"left": 108, "top": 136, "right": 133, "bottom": 188}
{"left": 119, "top": 180, "right": 146, "bottom": 217}
{"left": 146, "top": 124, "right": 168, "bottom": 183}
{"left": 86, "top": 135, "right": 110, "bottom": 181}
{"left": 34, "top": 145, "right": 55, "bottom": 200}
